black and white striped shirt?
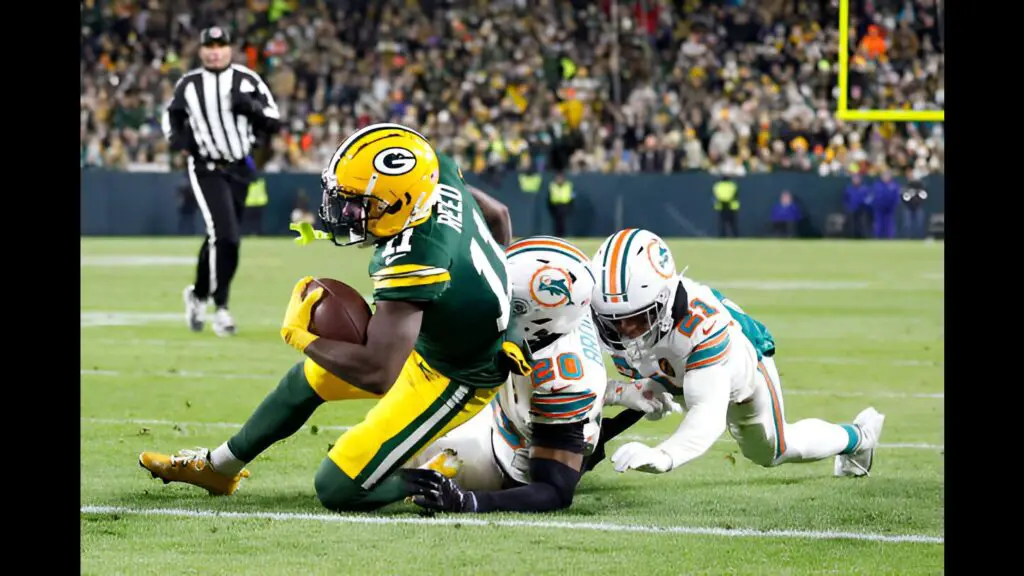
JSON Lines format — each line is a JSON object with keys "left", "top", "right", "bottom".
{"left": 162, "top": 64, "right": 280, "bottom": 164}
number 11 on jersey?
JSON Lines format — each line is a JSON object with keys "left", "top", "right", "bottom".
{"left": 470, "top": 209, "right": 511, "bottom": 332}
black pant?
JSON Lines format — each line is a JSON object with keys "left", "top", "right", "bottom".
{"left": 548, "top": 202, "right": 572, "bottom": 237}
{"left": 242, "top": 206, "right": 265, "bottom": 236}
{"left": 847, "top": 206, "right": 872, "bottom": 239}
{"left": 187, "top": 157, "right": 252, "bottom": 308}
{"left": 718, "top": 209, "right": 738, "bottom": 237}
{"left": 772, "top": 221, "right": 796, "bottom": 238}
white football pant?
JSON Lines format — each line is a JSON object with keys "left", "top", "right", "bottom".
{"left": 727, "top": 356, "right": 861, "bottom": 467}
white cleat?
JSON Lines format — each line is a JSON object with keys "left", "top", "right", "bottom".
{"left": 212, "top": 308, "right": 237, "bottom": 337}
{"left": 183, "top": 285, "right": 206, "bottom": 332}
{"left": 834, "top": 407, "right": 885, "bottom": 477}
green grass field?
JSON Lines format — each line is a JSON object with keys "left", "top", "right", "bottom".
{"left": 80, "top": 237, "right": 944, "bottom": 575}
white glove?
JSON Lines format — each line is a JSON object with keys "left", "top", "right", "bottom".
{"left": 604, "top": 378, "right": 683, "bottom": 421}
{"left": 611, "top": 442, "right": 673, "bottom": 474}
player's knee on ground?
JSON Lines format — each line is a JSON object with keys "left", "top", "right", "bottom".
{"left": 314, "top": 457, "right": 374, "bottom": 512}
{"left": 732, "top": 423, "right": 782, "bottom": 468}
{"left": 537, "top": 458, "right": 580, "bottom": 510}
{"left": 739, "top": 441, "right": 780, "bottom": 468}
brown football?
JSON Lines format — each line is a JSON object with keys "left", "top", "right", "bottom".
{"left": 301, "top": 278, "right": 372, "bottom": 344}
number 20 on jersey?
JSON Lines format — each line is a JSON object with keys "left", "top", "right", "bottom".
{"left": 531, "top": 352, "right": 584, "bottom": 387}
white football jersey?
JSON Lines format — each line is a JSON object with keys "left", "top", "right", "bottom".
{"left": 491, "top": 314, "right": 609, "bottom": 485}
{"left": 607, "top": 276, "right": 776, "bottom": 407}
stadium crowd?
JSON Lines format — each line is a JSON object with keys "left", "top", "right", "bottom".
{"left": 81, "top": 0, "right": 943, "bottom": 180}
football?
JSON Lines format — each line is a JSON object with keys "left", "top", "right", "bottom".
{"left": 301, "top": 278, "right": 372, "bottom": 344}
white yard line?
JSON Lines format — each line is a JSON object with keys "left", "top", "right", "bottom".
{"left": 785, "top": 356, "right": 941, "bottom": 368}
{"left": 81, "top": 369, "right": 277, "bottom": 380}
{"left": 80, "top": 417, "right": 351, "bottom": 433}
{"left": 81, "top": 311, "right": 284, "bottom": 329}
{"left": 783, "top": 389, "right": 944, "bottom": 399}
{"left": 78, "top": 505, "right": 943, "bottom": 544}
{"left": 81, "top": 312, "right": 184, "bottom": 328}
{"left": 79, "top": 417, "right": 942, "bottom": 450}
{"left": 711, "top": 281, "right": 871, "bottom": 291}
{"left": 84, "top": 334, "right": 942, "bottom": 370}
{"left": 709, "top": 280, "right": 942, "bottom": 292}
{"left": 80, "top": 256, "right": 195, "bottom": 267}
{"left": 80, "top": 369, "right": 943, "bottom": 399}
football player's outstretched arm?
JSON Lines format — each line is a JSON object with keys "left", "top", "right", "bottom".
{"left": 468, "top": 185, "right": 512, "bottom": 246}
{"left": 303, "top": 300, "right": 424, "bottom": 395}
{"left": 585, "top": 378, "right": 683, "bottom": 471}
{"left": 583, "top": 408, "right": 646, "bottom": 471}
{"left": 612, "top": 366, "right": 730, "bottom": 474}
{"left": 470, "top": 422, "right": 587, "bottom": 512}
{"left": 415, "top": 422, "right": 588, "bottom": 514}
{"left": 655, "top": 366, "right": 730, "bottom": 469}
{"left": 415, "top": 372, "right": 617, "bottom": 513}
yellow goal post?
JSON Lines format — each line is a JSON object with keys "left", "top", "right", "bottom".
{"left": 836, "top": 0, "right": 944, "bottom": 123}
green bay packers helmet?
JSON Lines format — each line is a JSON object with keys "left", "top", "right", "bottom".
{"left": 319, "top": 123, "right": 441, "bottom": 245}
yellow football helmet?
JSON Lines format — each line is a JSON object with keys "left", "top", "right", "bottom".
{"left": 319, "top": 123, "right": 440, "bottom": 245}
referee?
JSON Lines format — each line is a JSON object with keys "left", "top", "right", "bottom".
{"left": 163, "top": 25, "right": 280, "bottom": 336}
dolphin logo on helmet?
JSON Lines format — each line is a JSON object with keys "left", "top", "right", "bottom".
{"left": 504, "top": 236, "right": 595, "bottom": 349}
{"left": 591, "top": 229, "right": 681, "bottom": 362}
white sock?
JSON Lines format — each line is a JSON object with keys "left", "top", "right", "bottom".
{"left": 210, "top": 442, "right": 246, "bottom": 476}
{"left": 780, "top": 418, "right": 859, "bottom": 463}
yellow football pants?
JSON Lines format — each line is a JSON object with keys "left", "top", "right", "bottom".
{"left": 303, "top": 353, "right": 498, "bottom": 490}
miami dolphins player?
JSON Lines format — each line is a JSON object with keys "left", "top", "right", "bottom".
{"left": 403, "top": 236, "right": 680, "bottom": 513}
{"left": 139, "top": 123, "right": 531, "bottom": 512}
{"left": 588, "top": 228, "right": 886, "bottom": 478}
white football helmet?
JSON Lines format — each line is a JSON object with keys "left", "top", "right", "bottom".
{"left": 590, "top": 228, "right": 679, "bottom": 362}
{"left": 504, "top": 236, "right": 596, "bottom": 351}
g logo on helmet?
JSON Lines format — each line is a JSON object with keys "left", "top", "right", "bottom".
{"left": 645, "top": 239, "right": 675, "bottom": 279}
{"left": 373, "top": 147, "right": 418, "bottom": 175}
{"left": 529, "top": 266, "right": 574, "bottom": 308}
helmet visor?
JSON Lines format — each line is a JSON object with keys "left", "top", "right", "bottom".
{"left": 319, "top": 183, "right": 392, "bottom": 245}
{"left": 594, "top": 301, "right": 663, "bottom": 350}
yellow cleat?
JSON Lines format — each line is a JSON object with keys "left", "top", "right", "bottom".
{"left": 139, "top": 448, "right": 250, "bottom": 496}
{"left": 420, "top": 448, "right": 463, "bottom": 479}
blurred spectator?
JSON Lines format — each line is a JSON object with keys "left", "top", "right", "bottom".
{"left": 843, "top": 172, "right": 872, "bottom": 238}
{"left": 712, "top": 174, "right": 740, "bottom": 237}
{"left": 243, "top": 173, "right": 268, "bottom": 236}
{"left": 900, "top": 169, "right": 928, "bottom": 239}
{"left": 771, "top": 190, "right": 801, "bottom": 238}
{"left": 243, "top": 150, "right": 270, "bottom": 235}
{"left": 547, "top": 171, "right": 574, "bottom": 237}
{"left": 176, "top": 177, "right": 198, "bottom": 235}
{"left": 290, "top": 189, "right": 315, "bottom": 225}
{"left": 81, "top": 0, "right": 944, "bottom": 179}
{"left": 870, "top": 169, "right": 901, "bottom": 239}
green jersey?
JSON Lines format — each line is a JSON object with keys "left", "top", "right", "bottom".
{"left": 367, "top": 154, "right": 510, "bottom": 388}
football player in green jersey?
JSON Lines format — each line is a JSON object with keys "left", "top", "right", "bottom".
{"left": 140, "top": 123, "right": 530, "bottom": 512}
